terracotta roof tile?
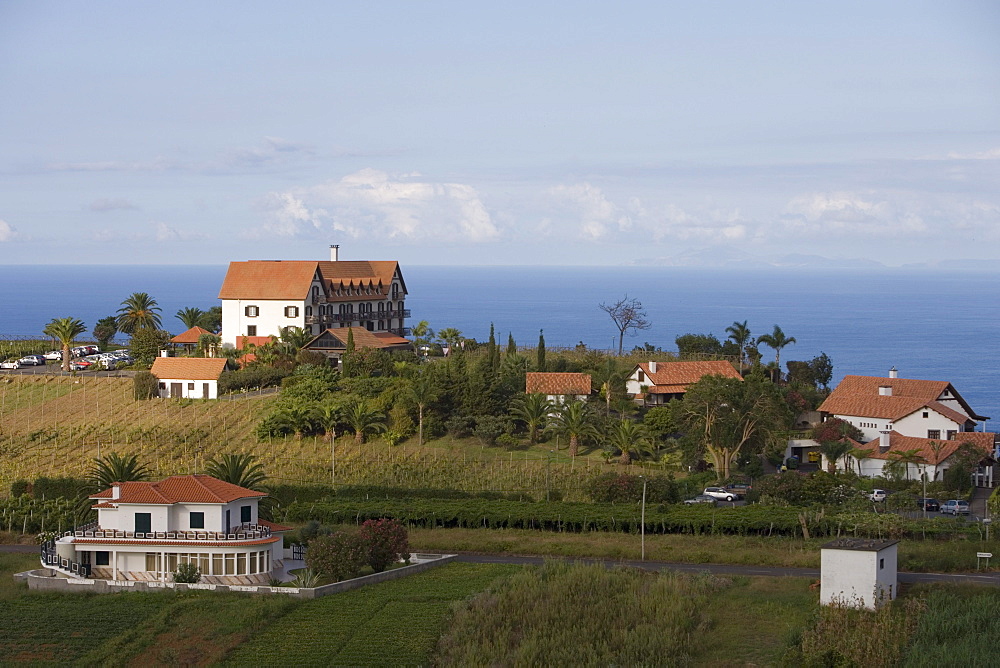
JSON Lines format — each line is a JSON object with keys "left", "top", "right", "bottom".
{"left": 525, "top": 372, "right": 592, "bottom": 395}
{"left": 171, "top": 326, "right": 214, "bottom": 344}
{"left": 819, "top": 375, "right": 981, "bottom": 421}
{"left": 306, "top": 327, "right": 411, "bottom": 351}
{"left": 858, "top": 431, "right": 996, "bottom": 462}
{"left": 151, "top": 357, "right": 227, "bottom": 381}
{"left": 259, "top": 519, "right": 293, "bottom": 532}
{"left": 635, "top": 361, "right": 741, "bottom": 394}
{"left": 90, "top": 475, "right": 267, "bottom": 504}
{"left": 219, "top": 261, "right": 319, "bottom": 300}
{"left": 372, "top": 332, "right": 411, "bottom": 345}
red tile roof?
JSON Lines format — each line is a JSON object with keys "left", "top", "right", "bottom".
{"left": 170, "top": 326, "right": 214, "bottom": 344}
{"left": 525, "top": 372, "right": 592, "bottom": 395}
{"left": 372, "top": 332, "right": 411, "bottom": 345}
{"left": 858, "top": 431, "right": 996, "bottom": 462}
{"left": 635, "top": 361, "right": 741, "bottom": 394}
{"left": 819, "top": 375, "right": 982, "bottom": 421}
{"left": 259, "top": 519, "right": 293, "bottom": 532}
{"left": 306, "top": 327, "right": 412, "bottom": 351}
{"left": 91, "top": 475, "right": 267, "bottom": 504}
{"left": 151, "top": 357, "right": 227, "bottom": 381}
{"left": 218, "top": 260, "right": 403, "bottom": 301}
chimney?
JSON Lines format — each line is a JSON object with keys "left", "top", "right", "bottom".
{"left": 330, "top": 244, "right": 340, "bottom": 261}
{"left": 879, "top": 386, "right": 892, "bottom": 396}
{"left": 111, "top": 483, "right": 120, "bottom": 500}
{"left": 879, "top": 430, "right": 891, "bottom": 453}
{"left": 159, "top": 349, "right": 170, "bottom": 358}
{"left": 649, "top": 360, "right": 657, "bottom": 373}
{"left": 889, "top": 367, "right": 898, "bottom": 379}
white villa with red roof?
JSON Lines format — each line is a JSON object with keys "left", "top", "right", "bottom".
{"left": 41, "top": 475, "right": 290, "bottom": 584}
{"left": 625, "top": 360, "right": 742, "bottom": 405}
{"left": 525, "top": 372, "right": 592, "bottom": 405}
{"left": 218, "top": 245, "right": 409, "bottom": 348}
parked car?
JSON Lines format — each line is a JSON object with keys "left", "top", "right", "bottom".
{"left": 18, "top": 355, "right": 46, "bottom": 366}
{"left": 0, "top": 359, "right": 22, "bottom": 369}
{"left": 917, "top": 498, "right": 940, "bottom": 512}
{"left": 703, "top": 487, "right": 738, "bottom": 502}
{"left": 69, "top": 360, "right": 92, "bottom": 371}
{"left": 724, "top": 483, "right": 751, "bottom": 498}
{"left": 683, "top": 494, "right": 718, "bottom": 505}
{"left": 869, "top": 489, "right": 888, "bottom": 502}
{"left": 940, "top": 499, "right": 970, "bottom": 515}
{"left": 43, "top": 350, "right": 63, "bottom": 360}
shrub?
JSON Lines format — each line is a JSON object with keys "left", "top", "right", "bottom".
{"left": 33, "top": 476, "right": 88, "bottom": 500}
{"left": 219, "top": 366, "right": 289, "bottom": 393}
{"left": 359, "top": 518, "right": 409, "bottom": 572}
{"left": 306, "top": 531, "right": 368, "bottom": 582}
{"left": 496, "top": 433, "right": 520, "bottom": 450}
{"left": 10, "top": 480, "right": 30, "bottom": 497}
{"left": 473, "top": 415, "right": 511, "bottom": 447}
{"left": 133, "top": 371, "right": 160, "bottom": 400}
{"left": 172, "top": 562, "right": 201, "bottom": 583}
{"left": 446, "top": 415, "right": 476, "bottom": 439}
{"left": 587, "top": 473, "right": 679, "bottom": 504}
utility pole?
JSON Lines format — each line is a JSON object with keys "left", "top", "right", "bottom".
{"left": 641, "top": 478, "right": 647, "bottom": 561}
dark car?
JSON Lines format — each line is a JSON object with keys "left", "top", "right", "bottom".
{"left": 918, "top": 498, "right": 940, "bottom": 512}
{"left": 683, "top": 494, "right": 718, "bottom": 506}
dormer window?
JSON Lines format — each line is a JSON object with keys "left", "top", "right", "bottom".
{"left": 245, "top": 305, "right": 259, "bottom": 317}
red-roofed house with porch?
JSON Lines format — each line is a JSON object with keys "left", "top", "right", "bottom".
{"left": 218, "top": 245, "right": 409, "bottom": 348}
{"left": 818, "top": 368, "right": 988, "bottom": 443}
{"left": 525, "top": 372, "right": 592, "bottom": 405}
{"left": 169, "top": 326, "right": 214, "bottom": 353}
{"left": 303, "top": 327, "right": 413, "bottom": 366}
{"left": 150, "top": 356, "right": 227, "bottom": 399}
{"left": 625, "top": 360, "right": 742, "bottom": 405}
{"left": 836, "top": 430, "right": 998, "bottom": 484}
{"left": 41, "top": 475, "right": 290, "bottom": 584}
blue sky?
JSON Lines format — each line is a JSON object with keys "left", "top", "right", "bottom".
{"left": 1, "top": 1, "right": 999, "bottom": 266}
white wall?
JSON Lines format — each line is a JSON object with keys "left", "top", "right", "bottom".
{"left": 157, "top": 378, "right": 218, "bottom": 400}
{"left": 821, "top": 547, "right": 896, "bottom": 609}
{"left": 221, "top": 298, "right": 306, "bottom": 346}
{"left": 894, "top": 408, "right": 961, "bottom": 440}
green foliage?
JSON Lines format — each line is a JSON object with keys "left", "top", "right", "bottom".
{"left": 536, "top": 329, "right": 546, "bottom": 371}
{"left": 218, "top": 365, "right": 289, "bottom": 393}
{"left": 10, "top": 479, "right": 29, "bottom": 497}
{"left": 89, "top": 452, "right": 152, "bottom": 490}
{"left": 172, "top": 562, "right": 201, "bottom": 583}
{"left": 92, "top": 316, "right": 118, "bottom": 349}
{"left": 473, "top": 415, "right": 512, "bottom": 447}
{"left": 116, "top": 292, "right": 163, "bottom": 334}
{"left": 205, "top": 453, "right": 267, "bottom": 490}
{"left": 359, "top": 518, "right": 410, "bottom": 572}
{"left": 133, "top": 370, "right": 159, "bottom": 400}
{"left": 43, "top": 317, "right": 87, "bottom": 371}
{"left": 290, "top": 568, "right": 322, "bottom": 587}
{"left": 306, "top": 531, "right": 369, "bottom": 582}
{"left": 586, "top": 472, "right": 679, "bottom": 503}
{"left": 675, "top": 332, "right": 739, "bottom": 358}
{"left": 128, "top": 329, "right": 172, "bottom": 366}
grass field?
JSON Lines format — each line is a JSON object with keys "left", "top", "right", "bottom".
{"left": 0, "top": 375, "right": 620, "bottom": 499}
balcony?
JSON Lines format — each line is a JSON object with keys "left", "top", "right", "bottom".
{"left": 306, "top": 310, "right": 410, "bottom": 325}
{"left": 70, "top": 522, "right": 274, "bottom": 542}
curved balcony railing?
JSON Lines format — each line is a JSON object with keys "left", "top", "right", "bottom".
{"left": 40, "top": 540, "right": 91, "bottom": 577}
{"left": 70, "top": 522, "right": 273, "bottom": 542}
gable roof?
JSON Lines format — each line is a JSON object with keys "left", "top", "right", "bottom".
{"left": 526, "top": 372, "right": 592, "bottom": 396}
{"left": 150, "top": 357, "right": 227, "bottom": 381}
{"left": 857, "top": 431, "right": 996, "bottom": 462}
{"left": 634, "top": 361, "right": 741, "bottom": 394}
{"left": 170, "top": 326, "right": 213, "bottom": 344}
{"left": 91, "top": 474, "right": 266, "bottom": 504}
{"left": 218, "top": 259, "right": 405, "bottom": 302}
{"left": 305, "top": 327, "right": 412, "bottom": 351}
{"left": 819, "top": 375, "right": 984, "bottom": 421}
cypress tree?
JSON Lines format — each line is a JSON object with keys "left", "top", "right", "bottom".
{"left": 537, "top": 329, "right": 546, "bottom": 372}
{"left": 488, "top": 323, "right": 499, "bottom": 373}
{"left": 507, "top": 332, "right": 517, "bottom": 357}
{"left": 342, "top": 327, "right": 356, "bottom": 378}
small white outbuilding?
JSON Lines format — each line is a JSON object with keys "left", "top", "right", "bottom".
{"left": 150, "top": 357, "right": 227, "bottom": 399}
{"left": 820, "top": 538, "right": 898, "bottom": 610}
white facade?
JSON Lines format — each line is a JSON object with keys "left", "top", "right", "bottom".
{"left": 157, "top": 377, "right": 219, "bottom": 399}
{"left": 221, "top": 298, "right": 307, "bottom": 346}
{"left": 820, "top": 540, "right": 898, "bottom": 609}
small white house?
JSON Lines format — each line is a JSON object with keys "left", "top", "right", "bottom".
{"left": 525, "top": 372, "right": 592, "bottom": 405}
{"left": 150, "top": 357, "right": 227, "bottom": 399}
{"left": 625, "top": 360, "right": 742, "bottom": 406}
{"left": 42, "top": 475, "right": 290, "bottom": 584}
{"left": 820, "top": 538, "right": 898, "bottom": 609}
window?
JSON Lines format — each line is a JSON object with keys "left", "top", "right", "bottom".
{"left": 284, "top": 305, "right": 299, "bottom": 318}
{"left": 922, "top": 412, "right": 929, "bottom": 418}
{"left": 241, "top": 505, "right": 252, "bottom": 523}
{"left": 190, "top": 512, "right": 205, "bottom": 529}
{"left": 927, "top": 430, "right": 941, "bottom": 439}
{"left": 305, "top": 306, "right": 312, "bottom": 316}
{"left": 637, "top": 370, "right": 645, "bottom": 383}
{"left": 212, "top": 553, "right": 223, "bottom": 575}
{"left": 880, "top": 558, "right": 885, "bottom": 570}
{"left": 96, "top": 551, "right": 110, "bottom": 566}
{"left": 947, "top": 430, "right": 957, "bottom": 440}
{"left": 146, "top": 553, "right": 161, "bottom": 571}
{"left": 158, "top": 382, "right": 166, "bottom": 389}
{"left": 135, "top": 513, "right": 152, "bottom": 535}
{"left": 245, "top": 305, "right": 259, "bottom": 317}
{"left": 250, "top": 552, "right": 258, "bottom": 573}
{"left": 247, "top": 325, "right": 257, "bottom": 336}
{"left": 187, "top": 382, "right": 194, "bottom": 390}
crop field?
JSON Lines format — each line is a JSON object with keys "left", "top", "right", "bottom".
{"left": 0, "top": 375, "right": 612, "bottom": 499}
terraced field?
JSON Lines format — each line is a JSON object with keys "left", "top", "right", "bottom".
{"left": 0, "top": 375, "right": 608, "bottom": 497}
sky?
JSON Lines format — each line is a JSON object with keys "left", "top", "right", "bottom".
{"left": 1, "top": 1, "right": 999, "bottom": 267}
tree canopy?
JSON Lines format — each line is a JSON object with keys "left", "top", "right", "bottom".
{"left": 599, "top": 295, "right": 651, "bottom": 356}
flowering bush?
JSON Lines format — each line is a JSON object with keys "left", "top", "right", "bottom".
{"left": 359, "top": 518, "right": 409, "bottom": 572}
{"left": 173, "top": 562, "right": 201, "bottom": 583}
{"left": 306, "top": 531, "right": 368, "bottom": 582}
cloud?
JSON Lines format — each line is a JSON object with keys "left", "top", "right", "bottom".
{"left": 779, "top": 191, "right": 928, "bottom": 237}
{"left": 253, "top": 169, "right": 500, "bottom": 242}
{"left": 153, "top": 222, "right": 207, "bottom": 242}
{"left": 547, "top": 183, "right": 631, "bottom": 239}
{"left": 0, "top": 219, "right": 17, "bottom": 242}
{"left": 89, "top": 198, "right": 138, "bottom": 212}
{"left": 945, "top": 147, "right": 1000, "bottom": 160}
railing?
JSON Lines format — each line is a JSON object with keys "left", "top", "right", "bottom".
{"left": 71, "top": 523, "right": 273, "bottom": 542}
{"left": 40, "top": 540, "right": 91, "bottom": 577}
{"left": 389, "top": 327, "right": 411, "bottom": 337}
{"left": 306, "top": 311, "right": 410, "bottom": 326}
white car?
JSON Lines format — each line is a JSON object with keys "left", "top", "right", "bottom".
{"left": 43, "top": 350, "right": 63, "bottom": 360}
{"left": 702, "top": 487, "right": 738, "bottom": 502}
{"left": 0, "top": 359, "right": 22, "bottom": 369}
{"left": 869, "top": 489, "right": 888, "bottom": 502}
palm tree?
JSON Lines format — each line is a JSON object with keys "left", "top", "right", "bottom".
{"left": 819, "top": 439, "right": 853, "bottom": 474}
{"left": 756, "top": 325, "right": 797, "bottom": 369}
{"left": 928, "top": 440, "right": 948, "bottom": 481}
{"left": 436, "top": 327, "right": 463, "bottom": 355}
{"left": 848, "top": 446, "right": 870, "bottom": 476}
{"left": 547, "top": 400, "right": 598, "bottom": 457}
{"left": 315, "top": 402, "right": 341, "bottom": 443}
{"left": 89, "top": 452, "right": 152, "bottom": 490}
{"left": 205, "top": 453, "right": 267, "bottom": 490}
{"left": 511, "top": 393, "right": 553, "bottom": 444}
{"left": 275, "top": 403, "right": 316, "bottom": 440}
{"left": 886, "top": 448, "right": 926, "bottom": 482}
{"left": 410, "top": 376, "right": 438, "bottom": 447}
{"left": 43, "top": 317, "right": 87, "bottom": 371}
{"left": 594, "top": 359, "right": 628, "bottom": 415}
{"left": 280, "top": 326, "right": 314, "bottom": 354}
{"left": 608, "top": 419, "right": 652, "bottom": 466}
{"left": 176, "top": 307, "right": 206, "bottom": 330}
{"left": 117, "top": 292, "right": 162, "bottom": 334}
{"left": 347, "top": 400, "right": 386, "bottom": 444}
{"left": 725, "top": 320, "right": 752, "bottom": 373}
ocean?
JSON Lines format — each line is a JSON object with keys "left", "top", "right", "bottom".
{"left": 1, "top": 264, "right": 998, "bottom": 423}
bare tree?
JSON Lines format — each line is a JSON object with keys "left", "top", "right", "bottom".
{"left": 599, "top": 295, "right": 652, "bottom": 355}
